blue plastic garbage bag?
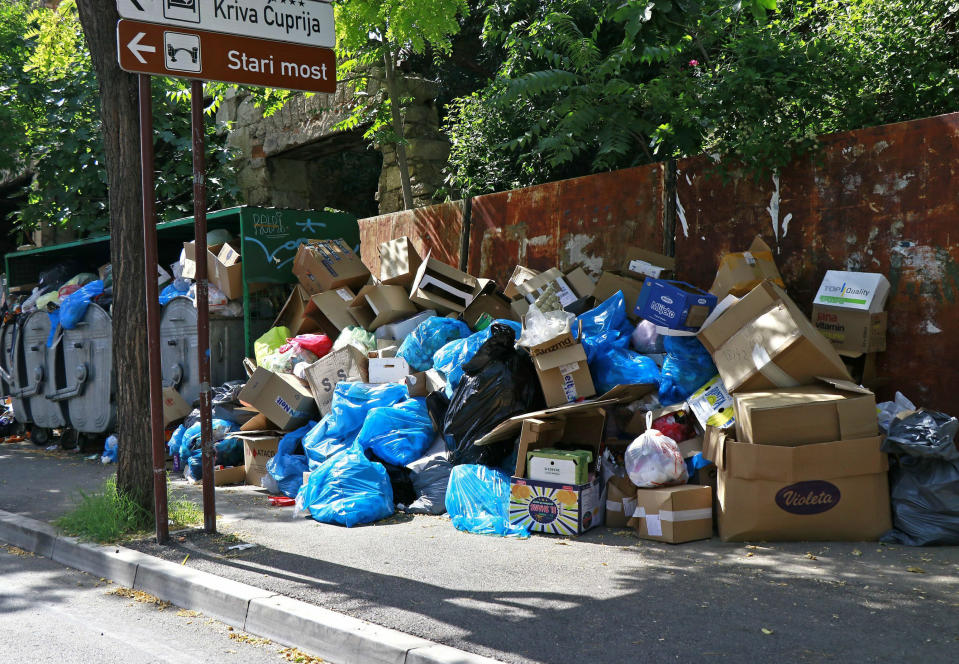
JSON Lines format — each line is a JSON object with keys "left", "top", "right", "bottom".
{"left": 397, "top": 317, "right": 471, "bottom": 372}
{"left": 60, "top": 280, "right": 104, "bottom": 330}
{"left": 178, "top": 418, "right": 236, "bottom": 469}
{"left": 685, "top": 453, "right": 713, "bottom": 483}
{"left": 167, "top": 424, "right": 185, "bottom": 457}
{"left": 159, "top": 282, "right": 190, "bottom": 306}
{"left": 100, "top": 435, "right": 119, "bottom": 464}
{"left": 265, "top": 422, "right": 315, "bottom": 497}
{"left": 445, "top": 464, "right": 529, "bottom": 538}
{"left": 214, "top": 437, "right": 244, "bottom": 468}
{"left": 356, "top": 398, "right": 434, "bottom": 466}
{"left": 184, "top": 450, "right": 203, "bottom": 482}
{"left": 659, "top": 336, "right": 717, "bottom": 405}
{"left": 432, "top": 319, "right": 522, "bottom": 395}
{"left": 577, "top": 291, "right": 633, "bottom": 362}
{"left": 591, "top": 346, "right": 661, "bottom": 394}
{"left": 295, "top": 442, "right": 394, "bottom": 527}
{"left": 46, "top": 311, "right": 60, "bottom": 348}
{"left": 303, "top": 382, "right": 407, "bottom": 469}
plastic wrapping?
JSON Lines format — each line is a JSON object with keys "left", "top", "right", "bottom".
{"left": 442, "top": 324, "right": 544, "bottom": 466}
{"left": 255, "top": 326, "right": 291, "bottom": 366}
{"left": 397, "top": 317, "right": 471, "bottom": 372}
{"left": 881, "top": 410, "right": 959, "bottom": 546}
{"left": 658, "top": 335, "right": 717, "bottom": 405}
{"left": 631, "top": 319, "right": 664, "bottom": 354}
{"left": 333, "top": 326, "right": 376, "bottom": 353}
{"left": 877, "top": 392, "right": 917, "bottom": 433}
{"left": 295, "top": 442, "right": 394, "bottom": 527}
{"left": 100, "top": 435, "right": 118, "bottom": 464}
{"left": 159, "top": 282, "right": 190, "bottom": 306}
{"left": 432, "top": 319, "right": 522, "bottom": 395}
{"left": 282, "top": 334, "right": 333, "bottom": 359}
{"left": 59, "top": 280, "right": 104, "bottom": 330}
{"left": 265, "top": 422, "right": 315, "bottom": 497}
{"left": 624, "top": 413, "right": 688, "bottom": 487}
{"left": 445, "top": 465, "right": 529, "bottom": 537}
{"left": 591, "top": 347, "right": 661, "bottom": 394}
{"left": 302, "top": 382, "right": 408, "bottom": 469}
{"left": 516, "top": 305, "right": 574, "bottom": 348}
{"left": 355, "top": 398, "right": 434, "bottom": 466}
{"left": 260, "top": 345, "right": 318, "bottom": 375}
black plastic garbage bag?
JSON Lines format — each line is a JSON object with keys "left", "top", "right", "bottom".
{"left": 881, "top": 409, "right": 959, "bottom": 546}
{"left": 442, "top": 324, "right": 544, "bottom": 466}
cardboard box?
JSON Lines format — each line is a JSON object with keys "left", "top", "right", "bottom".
{"left": 409, "top": 252, "right": 480, "bottom": 313}
{"left": 292, "top": 239, "right": 370, "bottom": 295}
{"left": 233, "top": 432, "right": 281, "bottom": 487}
{"left": 273, "top": 285, "right": 321, "bottom": 336}
{"left": 686, "top": 375, "right": 735, "bottom": 430}
{"left": 368, "top": 355, "right": 410, "bottom": 383}
{"left": 508, "top": 409, "right": 607, "bottom": 536}
{"left": 348, "top": 285, "right": 417, "bottom": 330}
{"left": 628, "top": 485, "right": 713, "bottom": 544}
{"left": 564, "top": 267, "right": 596, "bottom": 299}
{"left": 527, "top": 448, "right": 594, "bottom": 485}
{"left": 697, "top": 280, "right": 851, "bottom": 393}
{"left": 213, "top": 465, "right": 247, "bottom": 486}
{"left": 605, "top": 476, "right": 638, "bottom": 528}
{"left": 592, "top": 271, "right": 646, "bottom": 321}
{"left": 182, "top": 240, "right": 245, "bottom": 300}
{"left": 405, "top": 369, "right": 445, "bottom": 397}
{"left": 378, "top": 236, "right": 422, "bottom": 287}
{"left": 464, "top": 293, "right": 518, "bottom": 328}
{"left": 504, "top": 266, "right": 540, "bottom": 300}
{"left": 622, "top": 248, "right": 675, "bottom": 281}
{"left": 733, "top": 378, "right": 877, "bottom": 446}
{"left": 304, "top": 288, "right": 358, "bottom": 338}
{"left": 710, "top": 236, "right": 785, "bottom": 299}
{"left": 238, "top": 367, "right": 317, "bottom": 431}
{"left": 704, "top": 428, "right": 890, "bottom": 541}
{"left": 635, "top": 278, "right": 717, "bottom": 331}
{"left": 161, "top": 386, "right": 191, "bottom": 426}
{"left": 525, "top": 324, "right": 596, "bottom": 407}
{"left": 812, "top": 271, "right": 890, "bottom": 355}
{"left": 518, "top": 268, "right": 579, "bottom": 308}
{"left": 303, "top": 346, "right": 369, "bottom": 415}
{"left": 374, "top": 309, "right": 436, "bottom": 341}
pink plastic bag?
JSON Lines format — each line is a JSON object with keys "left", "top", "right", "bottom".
{"left": 281, "top": 334, "right": 333, "bottom": 359}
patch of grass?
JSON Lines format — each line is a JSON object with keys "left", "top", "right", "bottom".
{"left": 169, "top": 497, "right": 203, "bottom": 528}
{"left": 55, "top": 477, "right": 153, "bottom": 543}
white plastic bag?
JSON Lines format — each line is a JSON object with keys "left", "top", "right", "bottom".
{"left": 624, "top": 412, "right": 688, "bottom": 487}
{"left": 877, "top": 392, "right": 916, "bottom": 433}
{"left": 516, "top": 304, "right": 575, "bottom": 348}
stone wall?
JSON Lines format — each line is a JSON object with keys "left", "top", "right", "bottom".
{"left": 217, "top": 72, "right": 450, "bottom": 216}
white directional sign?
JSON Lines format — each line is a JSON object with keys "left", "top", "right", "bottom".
{"left": 116, "top": 0, "right": 335, "bottom": 49}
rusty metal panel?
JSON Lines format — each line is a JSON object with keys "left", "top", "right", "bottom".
{"left": 675, "top": 112, "right": 959, "bottom": 410}
{"left": 468, "top": 164, "right": 666, "bottom": 283}
{"left": 357, "top": 201, "right": 465, "bottom": 278}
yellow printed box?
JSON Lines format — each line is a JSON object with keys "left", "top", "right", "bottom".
{"left": 509, "top": 476, "right": 604, "bottom": 537}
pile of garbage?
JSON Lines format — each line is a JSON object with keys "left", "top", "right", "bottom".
{"left": 164, "top": 235, "right": 959, "bottom": 546}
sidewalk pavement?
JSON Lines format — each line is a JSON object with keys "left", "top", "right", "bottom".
{"left": 2, "top": 439, "right": 959, "bottom": 663}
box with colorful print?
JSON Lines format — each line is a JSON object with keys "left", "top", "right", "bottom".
{"left": 811, "top": 270, "right": 890, "bottom": 355}
{"left": 635, "top": 279, "right": 718, "bottom": 331}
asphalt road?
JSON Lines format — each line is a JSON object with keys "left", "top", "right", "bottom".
{"left": 0, "top": 543, "right": 314, "bottom": 664}
{"left": 3, "top": 439, "right": 959, "bottom": 663}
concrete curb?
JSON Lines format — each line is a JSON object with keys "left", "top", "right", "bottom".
{"left": 0, "top": 509, "right": 502, "bottom": 664}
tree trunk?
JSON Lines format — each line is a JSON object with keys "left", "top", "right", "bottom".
{"left": 75, "top": 0, "right": 154, "bottom": 510}
{"left": 382, "top": 47, "right": 414, "bottom": 210}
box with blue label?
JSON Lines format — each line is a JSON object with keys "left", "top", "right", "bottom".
{"left": 635, "top": 279, "right": 717, "bottom": 331}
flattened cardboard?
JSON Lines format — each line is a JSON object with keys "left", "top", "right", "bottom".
{"left": 409, "top": 251, "right": 480, "bottom": 313}
{"left": 292, "top": 239, "right": 370, "bottom": 295}
{"left": 635, "top": 278, "right": 717, "bottom": 331}
{"left": 161, "top": 386, "right": 191, "bottom": 426}
{"left": 697, "top": 281, "right": 851, "bottom": 393}
{"left": 733, "top": 378, "right": 877, "bottom": 446}
{"left": 628, "top": 485, "right": 713, "bottom": 544}
{"left": 622, "top": 248, "right": 675, "bottom": 281}
{"left": 518, "top": 268, "right": 578, "bottom": 308}
{"left": 592, "top": 271, "right": 646, "bottom": 321}
{"left": 304, "top": 288, "right": 358, "bottom": 338}
{"left": 213, "top": 466, "right": 246, "bottom": 487}
{"left": 705, "top": 431, "right": 890, "bottom": 542}
{"left": 504, "top": 266, "right": 540, "bottom": 300}
{"left": 378, "top": 236, "right": 422, "bottom": 287}
{"left": 348, "top": 285, "right": 417, "bottom": 330}
{"left": 710, "top": 236, "right": 785, "bottom": 299}
{"left": 564, "top": 267, "right": 596, "bottom": 299}
{"left": 233, "top": 432, "right": 281, "bottom": 487}
{"left": 374, "top": 309, "right": 436, "bottom": 341}
{"left": 303, "top": 346, "right": 369, "bottom": 415}
{"left": 237, "top": 367, "right": 317, "bottom": 431}
{"left": 273, "top": 285, "right": 320, "bottom": 336}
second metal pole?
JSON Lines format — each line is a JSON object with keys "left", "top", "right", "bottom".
{"left": 191, "top": 80, "right": 215, "bottom": 533}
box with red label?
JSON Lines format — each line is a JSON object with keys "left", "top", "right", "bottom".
{"left": 703, "top": 428, "right": 890, "bottom": 542}
{"left": 232, "top": 432, "right": 281, "bottom": 487}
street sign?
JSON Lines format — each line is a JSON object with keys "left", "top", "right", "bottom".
{"left": 117, "top": 19, "right": 336, "bottom": 93}
{"left": 116, "top": 0, "right": 335, "bottom": 49}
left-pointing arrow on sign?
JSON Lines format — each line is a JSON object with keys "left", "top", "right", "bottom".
{"left": 127, "top": 31, "right": 156, "bottom": 64}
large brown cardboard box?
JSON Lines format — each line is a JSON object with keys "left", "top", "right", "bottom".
{"left": 811, "top": 271, "right": 890, "bottom": 355}
{"left": 237, "top": 367, "right": 317, "bottom": 431}
{"left": 524, "top": 324, "right": 596, "bottom": 407}
{"left": 409, "top": 252, "right": 480, "bottom": 313}
{"left": 622, "top": 247, "right": 675, "bottom": 281}
{"left": 563, "top": 267, "right": 596, "bottom": 299}
{"left": 703, "top": 428, "right": 891, "bottom": 542}
{"left": 378, "top": 236, "right": 423, "bottom": 287}
{"left": 710, "top": 236, "right": 785, "bottom": 300}
{"left": 348, "top": 285, "right": 417, "bottom": 330}
{"left": 304, "top": 288, "right": 358, "bottom": 338}
{"left": 628, "top": 485, "right": 713, "bottom": 544}
{"left": 292, "top": 239, "right": 370, "bottom": 295}
{"left": 592, "top": 271, "right": 645, "bottom": 321}
{"left": 517, "top": 268, "right": 580, "bottom": 309}
{"left": 233, "top": 432, "right": 281, "bottom": 487}
{"left": 182, "top": 241, "right": 248, "bottom": 300}
{"left": 734, "top": 378, "right": 877, "bottom": 446}
{"left": 273, "top": 285, "right": 320, "bottom": 336}
{"left": 161, "top": 387, "right": 191, "bottom": 426}
{"left": 302, "top": 346, "right": 369, "bottom": 415}
{"left": 697, "top": 280, "right": 851, "bottom": 393}
{"left": 605, "top": 475, "right": 638, "bottom": 528}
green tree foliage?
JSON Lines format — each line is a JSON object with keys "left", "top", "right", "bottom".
{"left": 444, "top": 0, "right": 959, "bottom": 196}
{"left": 0, "top": 0, "right": 42, "bottom": 176}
